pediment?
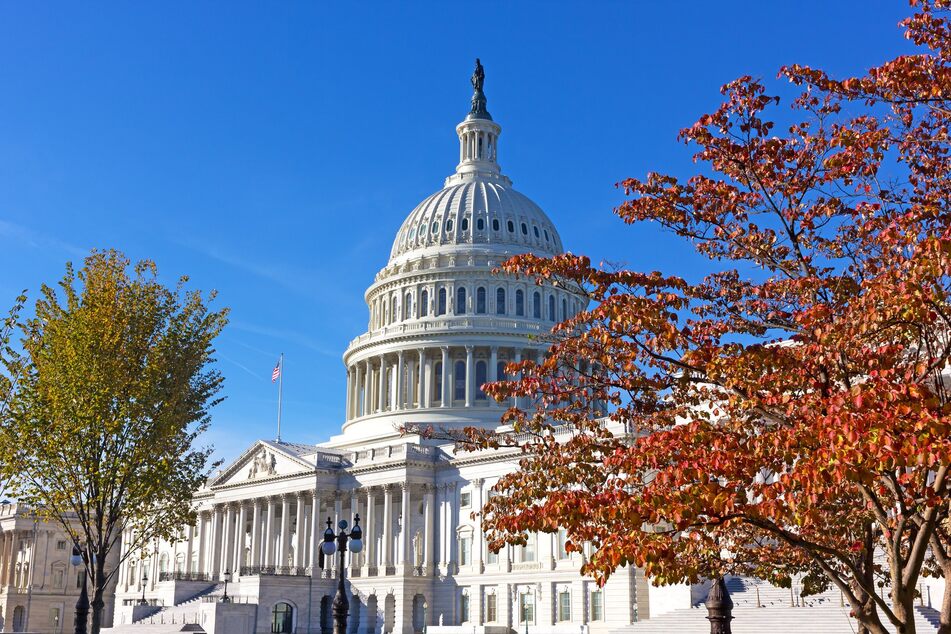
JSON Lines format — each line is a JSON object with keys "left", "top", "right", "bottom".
{"left": 210, "top": 440, "right": 314, "bottom": 487}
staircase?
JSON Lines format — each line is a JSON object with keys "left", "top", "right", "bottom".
{"left": 610, "top": 576, "right": 940, "bottom": 634}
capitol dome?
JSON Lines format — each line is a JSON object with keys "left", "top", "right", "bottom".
{"left": 338, "top": 60, "right": 584, "bottom": 443}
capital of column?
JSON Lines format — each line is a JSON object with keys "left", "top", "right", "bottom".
{"left": 472, "top": 478, "right": 485, "bottom": 487}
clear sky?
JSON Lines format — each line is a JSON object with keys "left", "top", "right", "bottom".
{"left": 0, "top": 2, "right": 918, "bottom": 464}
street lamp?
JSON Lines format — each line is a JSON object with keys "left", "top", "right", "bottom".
{"left": 70, "top": 545, "right": 89, "bottom": 634}
{"left": 319, "top": 515, "right": 363, "bottom": 634}
{"left": 139, "top": 571, "right": 149, "bottom": 605}
{"left": 221, "top": 570, "right": 232, "bottom": 603}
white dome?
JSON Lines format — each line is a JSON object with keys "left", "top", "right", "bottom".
{"left": 388, "top": 178, "right": 564, "bottom": 264}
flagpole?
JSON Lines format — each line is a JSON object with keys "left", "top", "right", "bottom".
{"left": 276, "top": 352, "right": 284, "bottom": 442}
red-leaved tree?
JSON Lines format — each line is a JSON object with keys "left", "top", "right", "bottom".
{"left": 451, "top": 3, "right": 951, "bottom": 633}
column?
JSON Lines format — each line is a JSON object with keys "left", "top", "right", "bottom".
{"left": 280, "top": 494, "right": 291, "bottom": 568}
{"left": 365, "top": 487, "right": 377, "bottom": 573}
{"left": 383, "top": 484, "right": 394, "bottom": 569}
{"left": 489, "top": 347, "right": 498, "bottom": 407}
{"left": 250, "top": 500, "right": 261, "bottom": 569}
{"left": 465, "top": 346, "right": 474, "bottom": 407}
{"left": 350, "top": 490, "right": 361, "bottom": 571}
{"left": 185, "top": 521, "right": 195, "bottom": 575}
{"left": 396, "top": 351, "right": 405, "bottom": 410}
{"left": 220, "top": 505, "right": 233, "bottom": 575}
{"left": 447, "top": 483, "right": 457, "bottom": 572}
{"left": 418, "top": 350, "right": 427, "bottom": 408}
{"left": 363, "top": 360, "right": 371, "bottom": 417}
{"left": 474, "top": 479, "right": 485, "bottom": 571}
{"left": 438, "top": 485, "right": 448, "bottom": 571}
{"left": 236, "top": 503, "right": 247, "bottom": 571}
{"left": 400, "top": 483, "right": 412, "bottom": 567}
{"left": 377, "top": 356, "right": 387, "bottom": 413}
{"left": 423, "top": 484, "right": 435, "bottom": 574}
{"left": 295, "top": 492, "right": 306, "bottom": 568}
{"left": 209, "top": 506, "right": 221, "bottom": 575}
{"left": 441, "top": 347, "right": 450, "bottom": 407}
{"left": 264, "top": 497, "right": 275, "bottom": 566}
{"left": 309, "top": 493, "right": 321, "bottom": 570}
{"left": 196, "top": 514, "right": 207, "bottom": 575}
{"left": 345, "top": 368, "right": 352, "bottom": 421}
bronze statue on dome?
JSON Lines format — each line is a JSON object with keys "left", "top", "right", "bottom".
{"left": 468, "top": 58, "right": 491, "bottom": 120}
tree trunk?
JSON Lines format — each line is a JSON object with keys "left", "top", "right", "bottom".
{"left": 91, "top": 556, "right": 107, "bottom": 634}
{"left": 891, "top": 584, "right": 918, "bottom": 634}
{"left": 937, "top": 566, "right": 951, "bottom": 634}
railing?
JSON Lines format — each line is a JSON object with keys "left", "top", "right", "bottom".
{"left": 199, "top": 595, "right": 255, "bottom": 604}
{"left": 239, "top": 565, "right": 309, "bottom": 577}
{"left": 158, "top": 571, "right": 215, "bottom": 582}
{"left": 350, "top": 443, "right": 438, "bottom": 465}
{"left": 348, "top": 316, "right": 549, "bottom": 348}
{"left": 122, "top": 598, "right": 164, "bottom": 606}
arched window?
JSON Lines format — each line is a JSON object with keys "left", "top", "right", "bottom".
{"left": 446, "top": 219, "right": 454, "bottom": 232}
{"left": 507, "top": 220, "right": 515, "bottom": 233}
{"left": 461, "top": 217, "right": 469, "bottom": 232}
{"left": 544, "top": 229, "right": 550, "bottom": 241}
{"left": 420, "top": 290, "right": 429, "bottom": 317}
{"left": 497, "top": 361, "right": 507, "bottom": 381}
{"left": 521, "top": 222, "right": 528, "bottom": 235}
{"left": 272, "top": 602, "right": 294, "bottom": 634}
{"left": 533, "top": 225, "right": 540, "bottom": 238}
{"left": 404, "top": 293, "right": 412, "bottom": 320}
{"left": 434, "top": 362, "right": 443, "bottom": 402}
{"left": 492, "top": 218, "right": 500, "bottom": 231}
{"left": 431, "top": 221, "right": 438, "bottom": 234}
{"left": 476, "top": 287, "right": 486, "bottom": 313}
{"left": 382, "top": 301, "right": 388, "bottom": 326}
{"left": 454, "top": 361, "right": 466, "bottom": 401}
{"left": 476, "top": 361, "right": 487, "bottom": 400}
{"left": 548, "top": 295, "right": 556, "bottom": 321}
{"left": 477, "top": 218, "right": 485, "bottom": 231}
{"left": 159, "top": 553, "right": 169, "bottom": 574}
{"left": 515, "top": 289, "right": 525, "bottom": 316}
{"left": 562, "top": 298, "right": 568, "bottom": 321}
{"left": 496, "top": 288, "right": 506, "bottom": 315}
{"left": 456, "top": 287, "right": 467, "bottom": 315}
{"left": 533, "top": 292, "right": 541, "bottom": 319}
{"left": 390, "top": 296, "right": 397, "bottom": 324}
{"left": 437, "top": 288, "right": 447, "bottom": 316}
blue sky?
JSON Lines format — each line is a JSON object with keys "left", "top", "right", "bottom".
{"left": 0, "top": 2, "right": 917, "bottom": 464}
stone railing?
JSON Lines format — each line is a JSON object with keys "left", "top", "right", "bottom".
{"left": 350, "top": 443, "right": 437, "bottom": 466}
{"left": 348, "top": 315, "right": 549, "bottom": 348}
{"left": 239, "top": 565, "right": 309, "bottom": 577}
{"left": 158, "top": 571, "right": 215, "bottom": 582}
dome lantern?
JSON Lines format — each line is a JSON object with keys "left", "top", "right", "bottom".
{"left": 449, "top": 59, "right": 506, "bottom": 185}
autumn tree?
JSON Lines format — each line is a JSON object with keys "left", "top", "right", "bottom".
{"left": 0, "top": 250, "right": 228, "bottom": 634}
{"left": 446, "top": 4, "right": 951, "bottom": 634}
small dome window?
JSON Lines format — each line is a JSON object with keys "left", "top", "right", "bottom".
{"left": 544, "top": 229, "right": 550, "bottom": 241}
{"left": 409, "top": 228, "right": 416, "bottom": 239}
{"left": 507, "top": 220, "right": 515, "bottom": 233}
{"left": 477, "top": 218, "right": 485, "bottom": 231}
{"left": 461, "top": 217, "right": 469, "bottom": 232}
{"left": 521, "top": 222, "right": 528, "bottom": 235}
{"left": 431, "top": 221, "right": 438, "bottom": 234}
{"left": 533, "top": 226, "right": 540, "bottom": 238}
{"left": 446, "top": 219, "right": 454, "bottom": 232}
{"left": 492, "top": 218, "right": 500, "bottom": 232}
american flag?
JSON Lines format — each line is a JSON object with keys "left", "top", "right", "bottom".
{"left": 271, "top": 360, "right": 281, "bottom": 382}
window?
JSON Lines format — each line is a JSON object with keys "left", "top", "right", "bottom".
{"left": 544, "top": 229, "right": 550, "bottom": 241}
{"left": 459, "top": 536, "right": 471, "bottom": 566}
{"left": 404, "top": 293, "right": 413, "bottom": 320}
{"left": 507, "top": 220, "right": 515, "bottom": 233}
{"left": 590, "top": 590, "right": 604, "bottom": 621}
{"left": 76, "top": 571, "right": 84, "bottom": 589}
{"left": 549, "top": 295, "right": 556, "bottom": 321}
{"left": 434, "top": 362, "right": 443, "bottom": 402}
{"left": 477, "top": 218, "right": 484, "bottom": 231}
{"left": 456, "top": 287, "right": 467, "bottom": 315}
{"left": 533, "top": 225, "right": 540, "bottom": 238}
{"left": 390, "top": 296, "right": 397, "bottom": 324}
{"left": 497, "top": 361, "right": 507, "bottom": 382}
{"left": 557, "top": 528, "right": 570, "bottom": 560}
{"left": 454, "top": 360, "right": 466, "bottom": 401}
{"left": 461, "top": 491, "right": 472, "bottom": 507}
{"left": 50, "top": 607, "right": 61, "bottom": 629}
{"left": 446, "top": 219, "right": 454, "bottom": 232}
{"left": 475, "top": 361, "right": 487, "bottom": 400}
{"left": 515, "top": 289, "right": 524, "bottom": 316}
{"left": 486, "top": 547, "right": 498, "bottom": 564}
{"left": 558, "top": 589, "right": 571, "bottom": 621}
{"left": 437, "top": 288, "right": 447, "bottom": 316}
{"left": 272, "top": 602, "right": 294, "bottom": 633}
{"left": 533, "top": 292, "right": 542, "bottom": 319}
{"left": 53, "top": 568, "right": 65, "bottom": 588}
{"left": 496, "top": 288, "right": 506, "bottom": 315}
{"left": 485, "top": 594, "right": 497, "bottom": 622}
{"left": 492, "top": 218, "right": 500, "bottom": 231}
{"left": 476, "top": 287, "right": 486, "bottom": 313}
{"left": 519, "top": 592, "right": 535, "bottom": 623}
{"left": 460, "top": 593, "right": 470, "bottom": 623}
{"left": 461, "top": 217, "right": 469, "bottom": 231}
{"left": 420, "top": 290, "right": 429, "bottom": 317}
{"left": 56, "top": 540, "right": 67, "bottom": 551}
{"left": 519, "top": 534, "right": 537, "bottom": 562}
{"left": 562, "top": 298, "right": 568, "bottom": 321}
{"left": 431, "top": 221, "right": 438, "bottom": 234}
{"left": 521, "top": 222, "right": 528, "bottom": 235}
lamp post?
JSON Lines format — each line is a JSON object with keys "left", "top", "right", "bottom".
{"left": 70, "top": 545, "right": 89, "bottom": 634}
{"left": 705, "top": 576, "right": 734, "bottom": 634}
{"left": 319, "top": 515, "right": 363, "bottom": 634}
{"left": 139, "top": 571, "right": 149, "bottom": 605}
{"left": 221, "top": 570, "right": 232, "bottom": 603}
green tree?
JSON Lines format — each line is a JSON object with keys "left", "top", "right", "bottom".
{"left": 0, "top": 250, "right": 228, "bottom": 634}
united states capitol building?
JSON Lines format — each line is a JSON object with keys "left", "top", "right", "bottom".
{"left": 105, "top": 64, "right": 945, "bottom": 634}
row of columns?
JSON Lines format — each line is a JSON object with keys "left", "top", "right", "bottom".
{"left": 347, "top": 346, "right": 544, "bottom": 420}
{"left": 461, "top": 128, "right": 496, "bottom": 163}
